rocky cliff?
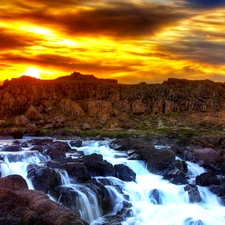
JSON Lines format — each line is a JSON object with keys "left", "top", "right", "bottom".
{"left": 1, "top": 72, "right": 225, "bottom": 136}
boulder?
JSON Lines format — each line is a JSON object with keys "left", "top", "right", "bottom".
{"left": 196, "top": 171, "right": 221, "bottom": 186}
{"left": 14, "top": 115, "right": 30, "bottom": 126}
{"left": 70, "top": 139, "right": 83, "bottom": 147}
{"left": 0, "top": 175, "right": 87, "bottom": 225}
{"left": 1, "top": 144, "right": 22, "bottom": 152}
{"left": 27, "top": 164, "right": 61, "bottom": 193}
{"left": 25, "top": 123, "right": 39, "bottom": 135}
{"left": 62, "top": 162, "right": 91, "bottom": 182}
{"left": 114, "top": 164, "right": 136, "bottom": 182}
{"left": 184, "top": 184, "right": 202, "bottom": 203}
{"left": 83, "top": 153, "right": 116, "bottom": 177}
{"left": 149, "top": 189, "right": 163, "bottom": 205}
{"left": 0, "top": 174, "right": 28, "bottom": 191}
{"left": 142, "top": 148, "right": 176, "bottom": 173}
{"left": 43, "top": 147, "right": 66, "bottom": 159}
{"left": 25, "top": 105, "right": 43, "bottom": 120}
{"left": 59, "top": 99, "right": 85, "bottom": 118}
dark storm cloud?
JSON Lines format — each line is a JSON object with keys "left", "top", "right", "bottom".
{"left": 184, "top": 0, "right": 225, "bottom": 9}
{"left": 11, "top": 2, "right": 189, "bottom": 38}
{"left": 0, "top": 28, "right": 41, "bottom": 50}
{"left": 0, "top": 52, "right": 134, "bottom": 74}
{"left": 157, "top": 40, "right": 225, "bottom": 65}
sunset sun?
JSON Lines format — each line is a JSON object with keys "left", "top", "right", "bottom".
{"left": 24, "top": 67, "right": 41, "bottom": 79}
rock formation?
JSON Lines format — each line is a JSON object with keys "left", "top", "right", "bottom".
{"left": 1, "top": 72, "right": 225, "bottom": 135}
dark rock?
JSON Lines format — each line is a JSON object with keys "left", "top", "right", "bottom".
{"left": 0, "top": 174, "right": 28, "bottom": 191}
{"left": 70, "top": 139, "right": 83, "bottom": 147}
{"left": 93, "top": 215, "right": 124, "bottom": 225}
{"left": 114, "top": 164, "right": 136, "bottom": 182}
{"left": 62, "top": 162, "right": 91, "bottom": 182}
{"left": 117, "top": 200, "right": 133, "bottom": 218}
{"left": 169, "top": 170, "right": 189, "bottom": 185}
{"left": 83, "top": 153, "right": 116, "bottom": 177}
{"left": 27, "top": 164, "right": 61, "bottom": 193}
{"left": 210, "top": 183, "right": 225, "bottom": 201}
{"left": 0, "top": 175, "right": 87, "bottom": 225}
{"left": 88, "top": 179, "right": 111, "bottom": 214}
{"left": 21, "top": 141, "right": 29, "bottom": 148}
{"left": 51, "top": 141, "right": 71, "bottom": 153}
{"left": 28, "top": 138, "right": 54, "bottom": 146}
{"left": 149, "top": 189, "right": 163, "bottom": 205}
{"left": 144, "top": 148, "right": 176, "bottom": 173}
{"left": 184, "top": 184, "right": 202, "bottom": 203}
{"left": 1, "top": 145, "right": 22, "bottom": 152}
{"left": 43, "top": 147, "right": 66, "bottom": 159}
{"left": 196, "top": 171, "right": 221, "bottom": 186}
{"left": 12, "top": 130, "right": 24, "bottom": 139}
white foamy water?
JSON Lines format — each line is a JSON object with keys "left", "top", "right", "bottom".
{"left": 75, "top": 140, "right": 225, "bottom": 225}
{"left": 1, "top": 138, "right": 225, "bottom": 224}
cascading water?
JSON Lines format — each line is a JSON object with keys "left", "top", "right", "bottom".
{"left": 0, "top": 138, "right": 225, "bottom": 225}
{"left": 75, "top": 140, "right": 225, "bottom": 225}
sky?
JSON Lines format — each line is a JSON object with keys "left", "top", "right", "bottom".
{"left": 0, "top": 0, "right": 225, "bottom": 84}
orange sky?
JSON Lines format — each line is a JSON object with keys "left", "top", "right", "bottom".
{"left": 0, "top": 0, "right": 225, "bottom": 84}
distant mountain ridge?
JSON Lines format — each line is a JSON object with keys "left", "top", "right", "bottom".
{"left": 1, "top": 71, "right": 225, "bottom": 135}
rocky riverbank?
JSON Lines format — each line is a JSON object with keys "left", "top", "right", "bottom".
{"left": 0, "top": 134, "right": 225, "bottom": 224}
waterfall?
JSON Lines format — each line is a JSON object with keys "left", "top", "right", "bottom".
{"left": 1, "top": 138, "right": 225, "bottom": 225}
{"left": 77, "top": 140, "right": 225, "bottom": 225}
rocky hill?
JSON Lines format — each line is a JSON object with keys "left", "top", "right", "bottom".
{"left": 1, "top": 71, "right": 225, "bottom": 136}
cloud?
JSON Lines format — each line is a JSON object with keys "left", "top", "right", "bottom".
{"left": 183, "top": 0, "right": 225, "bottom": 9}
{"left": 8, "top": 2, "right": 189, "bottom": 39}
{"left": 0, "top": 28, "right": 41, "bottom": 50}
{"left": 157, "top": 40, "right": 225, "bottom": 65}
{"left": 0, "top": 52, "right": 135, "bottom": 76}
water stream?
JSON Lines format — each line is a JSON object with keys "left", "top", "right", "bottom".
{"left": 0, "top": 138, "right": 225, "bottom": 224}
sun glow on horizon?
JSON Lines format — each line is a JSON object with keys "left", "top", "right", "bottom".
{"left": 23, "top": 67, "right": 42, "bottom": 79}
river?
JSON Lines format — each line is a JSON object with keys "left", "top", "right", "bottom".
{"left": 0, "top": 137, "right": 225, "bottom": 225}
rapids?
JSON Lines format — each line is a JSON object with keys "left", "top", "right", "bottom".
{"left": 0, "top": 138, "right": 225, "bottom": 225}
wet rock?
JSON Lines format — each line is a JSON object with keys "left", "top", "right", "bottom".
{"left": 0, "top": 175, "right": 87, "bottom": 225}
{"left": 27, "top": 164, "right": 61, "bottom": 193}
{"left": 209, "top": 184, "right": 225, "bottom": 204}
{"left": 12, "top": 130, "right": 24, "bottom": 139}
{"left": 92, "top": 215, "right": 124, "bottom": 225}
{"left": 62, "top": 162, "right": 91, "bottom": 182}
{"left": 184, "top": 184, "right": 202, "bottom": 203}
{"left": 83, "top": 153, "right": 116, "bottom": 177}
{"left": 28, "top": 138, "right": 54, "bottom": 146}
{"left": 70, "top": 139, "right": 83, "bottom": 147}
{"left": 1, "top": 145, "right": 22, "bottom": 152}
{"left": 144, "top": 148, "right": 176, "bottom": 173}
{"left": 149, "top": 189, "right": 163, "bottom": 205}
{"left": 43, "top": 147, "right": 66, "bottom": 159}
{"left": 196, "top": 171, "right": 221, "bottom": 186}
{"left": 167, "top": 170, "right": 189, "bottom": 185}
{"left": 0, "top": 174, "right": 28, "bottom": 191}
{"left": 88, "top": 179, "right": 111, "bottom": 214}
{"left": 114, "top": 164, "right": 136, "bottom": 182}
{"left": 184, "top": 147, "right": 220, "bottom": 166}
{"left": 51, "top": 141, "right": 71, "bottom": 153}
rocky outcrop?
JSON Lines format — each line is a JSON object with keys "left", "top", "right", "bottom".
{"left": 0, "top": 175, "right": 87, "bottom": 225}
{"left": 1, "top": 72, "right": 225, "bottom": 134}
